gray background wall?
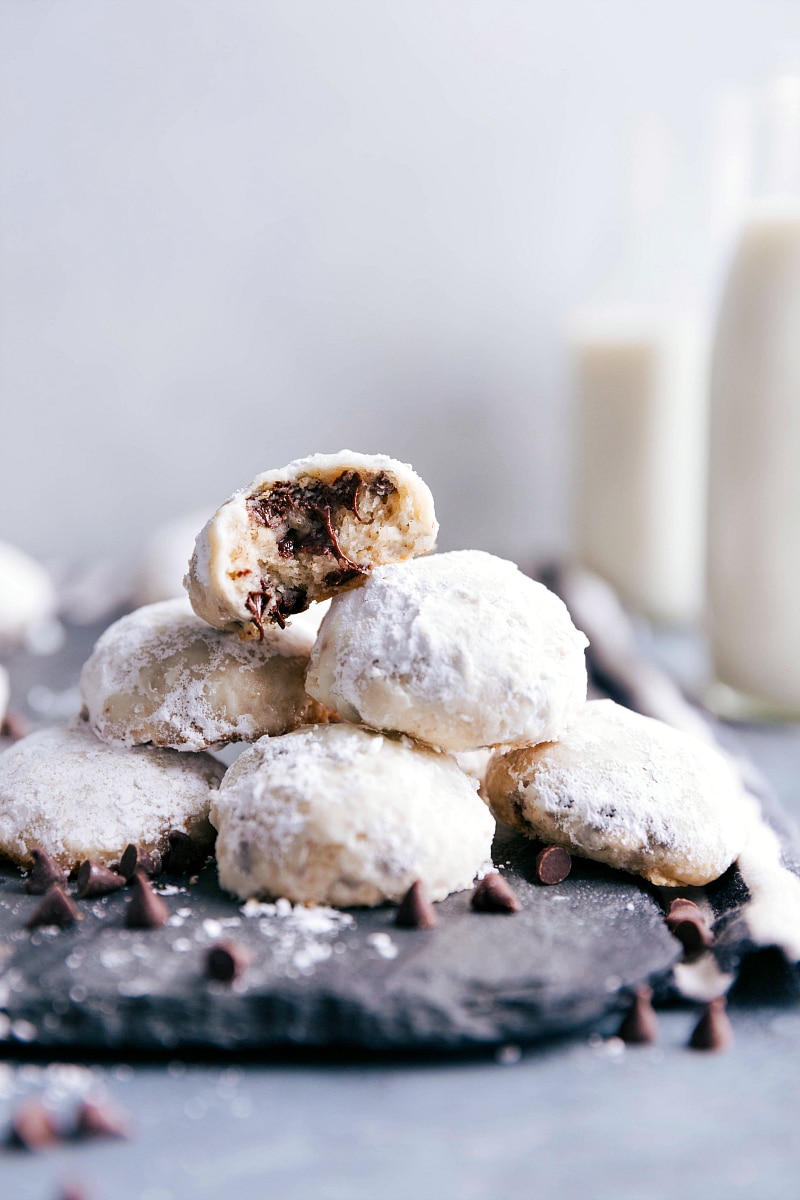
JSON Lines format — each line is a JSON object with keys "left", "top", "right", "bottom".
{"left": 1, "top": 0, "right": 798, "bottom": 570}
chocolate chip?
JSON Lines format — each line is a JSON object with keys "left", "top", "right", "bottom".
{"left": 207, "top": 941, "right": 251, "bottom": 983}
{"left": 323, "top": 567, "right": 362, "bottom": 587}
{"left": 243, "top": 471, "right": 373, "bottom": 634}
{"left": 616, "top": 985, "right": 659, "bottom": 1045}
{"left": 26, "top": 884, "right": 79, "bottom": 929}
{"left": 666, "top": 897, "right": 701, "bottom": 919}
{"left": 7, "top": 1101, "right": 61, "bottom": 1150}
{"left": 667, "top": 911, "right": 714, "bottom": 959}
{"left": 125, "top": 872, "right": 169, "bottom": 929}
{"left": 371, "top": 471, "right": 396, "bottom": 498}
{"left": 688, "top": 996, "right": 734, "bottom": 1051}
{"left": 164, "top": 830, "right": 207, "bottom": 876}
{"left": 25, "top": 848, "right": 67, "bottom": 895}
{"left": 471, "top": 873, "right": 521, "bottom": 914}
{"left": 535, "top": 845, "right": 572, "bottom": 885}
{"left": 75, "top": 861, "right": 126, "bottom": 899}
{"left": 0, "top": 710, "right": 29, "bottom": 741}
{"left": 58, "top": 1186, "right": 93, "bottom": 1200}
{"left": 119, "top": 844, "right": 162, "bottom": 882}
{"left": 395, "top": 881, "right": 437, "bottom": 929}
{"left": 74, "top": 1099, "right": 129, "bottom": 1140}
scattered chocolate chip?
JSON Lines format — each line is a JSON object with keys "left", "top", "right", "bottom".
{"left": 119, "top": 844, "right": 162, "bottom": 882}
{"left": 75, "top": 861, "right": 126, "bottom": 899}
{"left": 7, "top": 1101, "right": 61, "bottom": 1150}
{"left": 395, "top": 881, "right": 437, "bottom": 929}
{"left": 207, "top": 941, "right": 251, "bottom": 983}
{"left": 666, "top": 897, "right": 701, "bottom": 919}
{"left": 667, "top": 911, "right": 714, "bottom": 959}
{"left": 688, "top": 996, "right": 734, "bottom": 1051}
{"left": 0, "top": 709, "right": 29, "bottom": 741}
{"left": 25, "top": 848, "right": 67, "bottom": 895}
{"left": 58, "top": 1186, "right": 93, "bottom": 1200}
{"left": 125, "top": 872, "right": 169, "bottom": 929}
{"left": 26, "top": 884, "right": 79, "bottom": 929}
{"left": 164, "top": 830, "right": 207, "bottom": 876}
{"left": 471, "top": 873, "right": 521, "bottom": 914}
{"left": 74, "top": 1099, "right": 129, "bottom": 1141}
{"left": 535, "top": 845, "right": 572, "bottom": 886}
{"left": 617, "top": 986, "right": 659, "bottom": 1045}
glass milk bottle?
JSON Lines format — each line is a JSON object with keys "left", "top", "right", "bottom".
{"left": 573, "top": 317, "right": 706, "bottom": 624}
{"left": 706, "top": 79, "right": 800, "bottom": 716}
{"left": 571, "top": 113, "right": 710, "bottom": 625}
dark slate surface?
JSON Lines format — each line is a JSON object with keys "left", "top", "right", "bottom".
{"left": 0, "top": 828, "right": 681, "bottom": 1052}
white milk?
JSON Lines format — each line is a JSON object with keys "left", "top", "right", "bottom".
{"left": 707, "top": 200, "right": 800, "bottom": 713}
{"left": 572, "top": 318, "right": 707, "bottom": 624}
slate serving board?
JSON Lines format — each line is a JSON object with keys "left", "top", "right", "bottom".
{"left": 0, "top": 581, "right": 797, "bottom": 1054}
{"left": 0, "top": 832, "right": 681, "bottom": 1053}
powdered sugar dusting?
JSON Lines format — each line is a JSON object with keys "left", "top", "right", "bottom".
{"left": 307, "top": 550, "right": 588, "bottom": 752}
{"left": 80, "top": 598, "right": 318, "bottom": 751}
{"left": 213, "top": 724, "right": 494, "bottom": 907}
{"left": 0, "top": 720, "right": 222, "bottom": 869}
{"left": 736, "top": 791, "right": 800, "bottom": 959}
{"left": 366, "top": 932, "right": 399, "bottom": 960}
{"left": 240, "top": 895, "right": 355, "bottom": 975}
{"left": 488, "top": 700, "right": 749, "bottom": 888}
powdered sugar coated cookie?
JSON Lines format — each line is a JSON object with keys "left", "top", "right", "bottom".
{"left": 0, "top": 721, "right": 223, "bottom": 870}
{"left": 306, "top": 551, "right": 588, "bottom": 753}
{"left": 212, "top": 723, "right": 495, "bottom": 907}
{"left": 80, "top": 598, "right": 328, "bottom": 752}
{"left": 485, "top": 699, "right": 749, "bottom": 887}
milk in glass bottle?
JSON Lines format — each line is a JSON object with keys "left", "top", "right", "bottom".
{"left": 707, "top": 78, "right": 800, "bottom": 715}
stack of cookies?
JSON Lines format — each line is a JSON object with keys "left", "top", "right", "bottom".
{"left": 0, "top": 451, "right": 749, "bottom": 909}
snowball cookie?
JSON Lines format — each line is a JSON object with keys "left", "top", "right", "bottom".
{"left": 306, "top": 550, "right": 589, "bottom": 753}
{"left": 80, "top": 598, "right": 329, "bottom": 752}
{"left": 485, "top": 699, "right": 749, "bottom": 888}
{"left": 212, "top": 724, "right": 495, "bottom": 907}
{"left": 185, "top": 451, "right": 438, "bottom": 638}
{"left": 0, "top": 540, "right": 57, "bottom": 647}
{"left": 0, "top": 721, "right": 223, "bottom": 870}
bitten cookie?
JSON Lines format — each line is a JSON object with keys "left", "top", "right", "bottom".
{"left": 0, "top": 721, "right": 223, "bottom": 870}
{"left": 485, "top": 699, "right": 749, "bottom": 887}
{"left": 80, "top": 598, "right": 328, "bottom": 752}
{"left": 185, "top": 451, "right": 438, "bottom": 637}
{"left": 212, "top": 724, "right": 495, "bottom": 907}
{"left": 305, "top": 551, "right": 588, "bottom": 753}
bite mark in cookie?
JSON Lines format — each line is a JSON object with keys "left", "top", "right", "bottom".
{"left": 185, "top": 452, "right": 437, "bottom": 638}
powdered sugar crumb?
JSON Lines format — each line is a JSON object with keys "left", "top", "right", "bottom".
{"left": 239, "top": 896, "right": 355, "bottom": 976}
{"left": 366, "top": 932, "right": 398, "bottom": 960}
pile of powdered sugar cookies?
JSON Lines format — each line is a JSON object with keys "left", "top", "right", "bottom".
{"left": 0, "top": 450, "right": 750, "bottom": 911}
